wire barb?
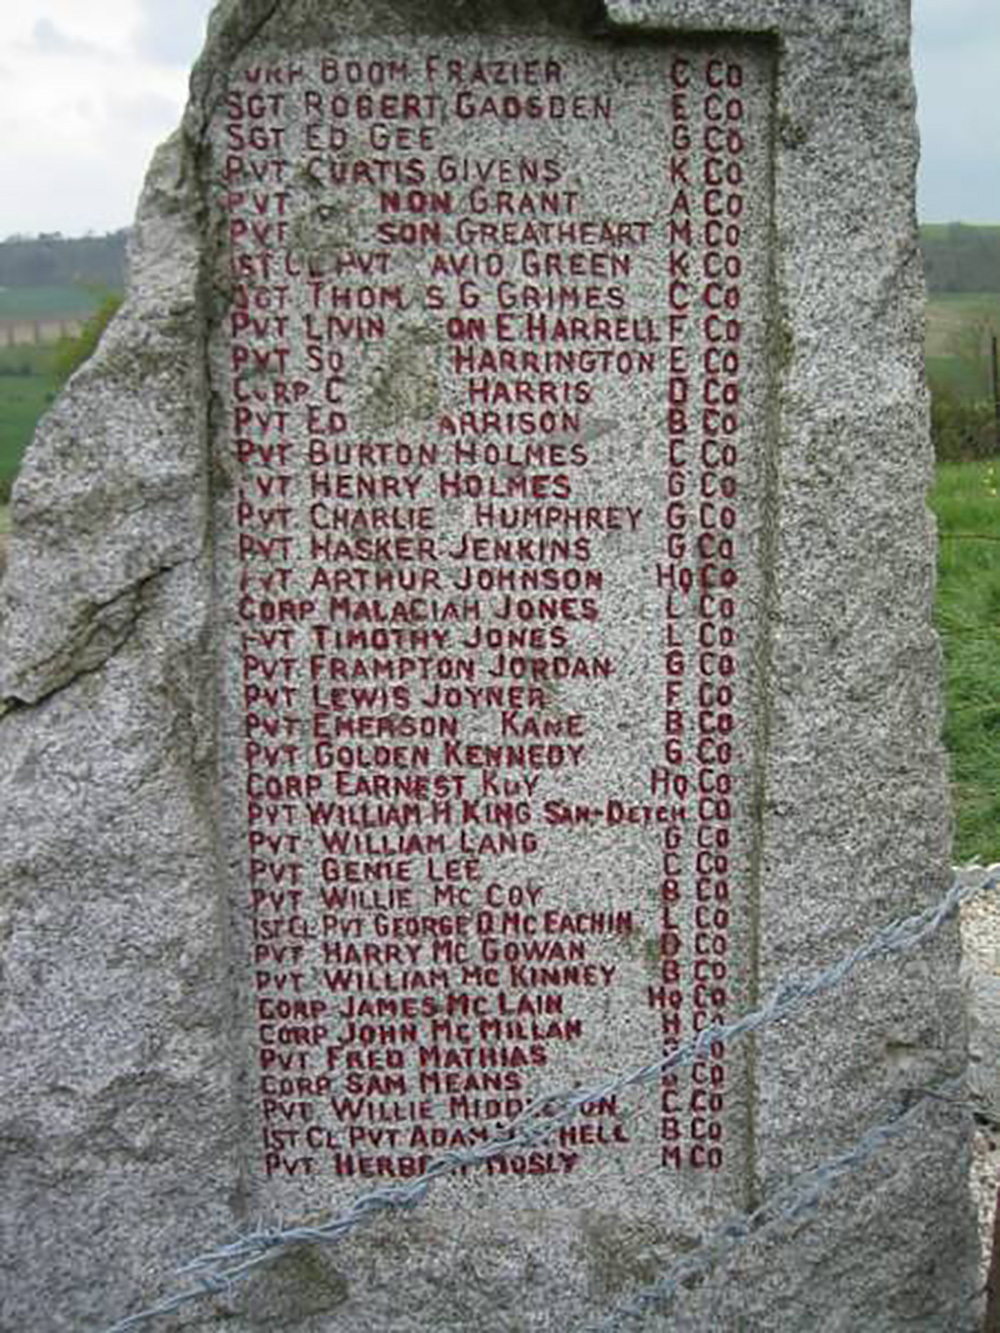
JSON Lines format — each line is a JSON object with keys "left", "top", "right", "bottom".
{"left": 101, "top": 871, "right": 995, "bottom": 1333}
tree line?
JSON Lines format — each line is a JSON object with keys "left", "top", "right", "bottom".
{"left": 0, "top": 224, "right": 996, "bottom": 294}
{"left": 0, "top": 224, "right": 994, "bottom": 294}
{"left": 1, "top": 226, "right": 995, "bottom": 460}
{"left": 921, "top": 223, "right": 1000, "bottom": 294}
{"left": 0, "top": 232, "right": 128, "bottom": 289}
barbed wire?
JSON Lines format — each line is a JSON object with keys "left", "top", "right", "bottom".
{"left": 596, "top": 1074, "right": 971, "bottom": 1330}
{"left": 102, "top": 869, "right": 996, "bottom": 1333}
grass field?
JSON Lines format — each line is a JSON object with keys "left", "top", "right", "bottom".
{"left": 926, "top": 294, "right": 1000, "bottom": 356}
{"left": 929, "top": 459, "right": 1000, "bottom": 864}
{"left": 925, "top": 293, "right": 1000, "bottom": 402}
{"left": 0, "top": 343, "right": 59, "bottom": 499}
{"left": 926, "top": 293, "right": 1000, "bottom": 352}
{"left": 0, "top": 285, "right": 104, "bottom": 319}
{"left": 926, "top": 354, "right": 989, "bottom": 400}
{"left": 0, "top": 290, "right": 123, "bottom": 497}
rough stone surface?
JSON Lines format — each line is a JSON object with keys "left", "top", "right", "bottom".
{"left": 0, "top": 2, "right": 979, "bottom": 1331}
{"left": 959, "top": 865, "right": 1000, "bottom": 1122}
{"left": 958, "top": 865, "right": 1000, "bottom": 1305}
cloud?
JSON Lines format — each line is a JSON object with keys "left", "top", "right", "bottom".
{"left": 3, "top": 140, "right": 140, "bottom": 237}
{"left": 0, "top": 3, "right": 197, "bottom": 234}
{"left": 913, "top": 0, "right": 1000, "bottom": 221}
{"left": 133, "top": 0, "right": 213, "bottom": 67}
{"left": 107, "top": 90, "right": 180, "bottom": 135}
{"left": 915, "top": 0, "right": 1000, "bottom": 48}
{"left": 29, "top": 17, "right": 111, "bottom": 59}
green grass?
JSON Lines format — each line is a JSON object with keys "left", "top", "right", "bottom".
{"left": 0, "top": 343, "right": 56, "bottom": 376}
{"left": 930, "top": 459, "right": 1000, "bottom": 863}
{"left": 0, "top": 346, "right": 59, "bottom": 499}
{"left": 926, "top": 354, "right": 987, "bottom": 401}
{"left": 926, "top": 293, "right": 1000, "bottom": 353}
{"left": 925, "top": 293, "right": 1000, "bottom": 405}
{"left": 0, "top": 285, "right": 104, "bottom": 319}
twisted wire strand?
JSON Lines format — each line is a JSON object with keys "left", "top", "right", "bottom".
{"left": 102, "top": 870, "right": 995, "bottom": 1333}
{"left": 597, "top": 1074, "right": 969, "bottom": 1329}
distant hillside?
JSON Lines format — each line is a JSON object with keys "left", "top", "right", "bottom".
{"left": 920, "top": 224, "right": 1000, "bottom": 294}
{"left": 0, "top": 232, "right": 127, "bottom": 292}
{"left": 1, "top": 225, "right": 994, "bottom": 298}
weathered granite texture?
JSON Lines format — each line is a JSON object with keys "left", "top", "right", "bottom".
{"left": 0, "top": 2, "right": 978, "bottom": 1331}
{"left": 0, "top": 133, "right": 247, "bottom": 1333}
{"left": 959, "top": 864, "right": 1000, "bottom": 1122}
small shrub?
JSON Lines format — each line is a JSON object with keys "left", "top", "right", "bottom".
{"left": 930, "top": 387, "right": 998, "bottom": 462}
{"left": 50, "top": 292, "right": 123, "bottom": 385}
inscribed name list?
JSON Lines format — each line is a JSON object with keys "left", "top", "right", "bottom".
{"left": 209, "top": 35, "right": 773, "bottom": 1207}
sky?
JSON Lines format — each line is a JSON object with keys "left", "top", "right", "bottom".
{"left": 0, "top": 0, "right": 996, "bottom": 238}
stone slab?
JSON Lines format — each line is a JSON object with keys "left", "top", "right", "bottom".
{"left": 211, "top": 26, "right": 774, "bottom": 1221}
